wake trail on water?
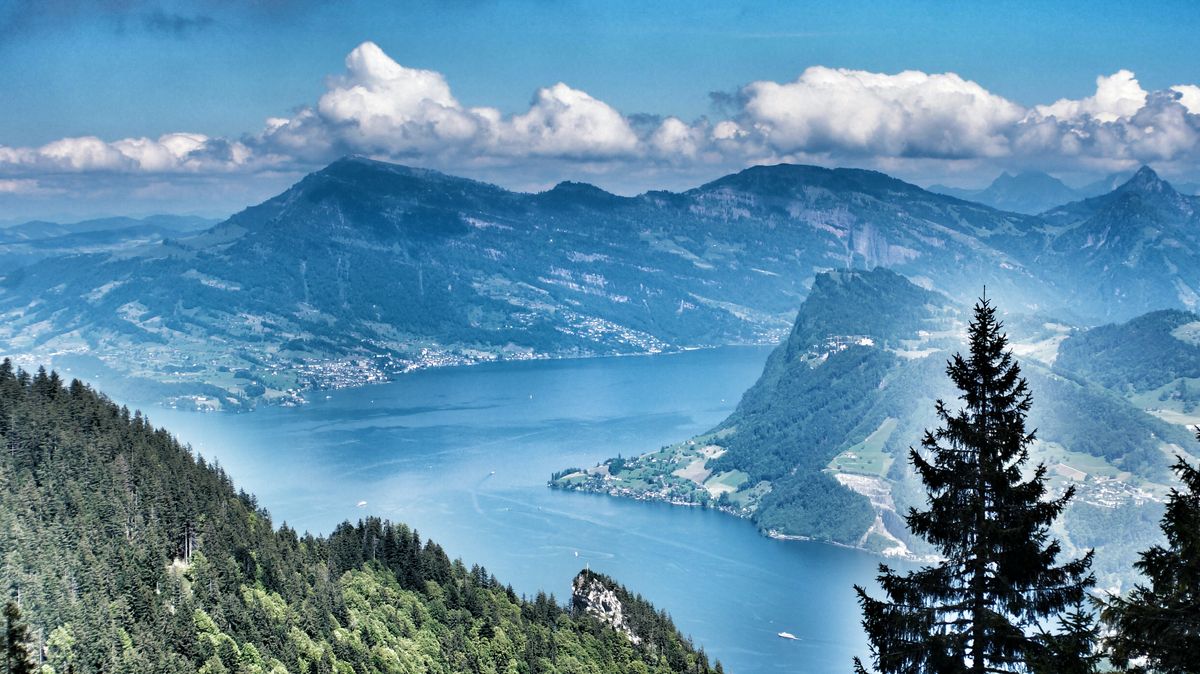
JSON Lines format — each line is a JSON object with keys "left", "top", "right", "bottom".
{"left": 470, "top": 490, "right": 764, "bottom": 573}
{"left": 321, "top": 426, "right": 558, "bottom": 481}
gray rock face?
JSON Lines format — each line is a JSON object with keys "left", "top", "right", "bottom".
{"left": 571, "top": 571, "right": 641, "bottom": 645}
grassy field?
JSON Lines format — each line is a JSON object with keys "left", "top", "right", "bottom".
{"left": 1031, "top": 441, "right": 1126, "bottom": 480}
{"left": 703, "top": 469, "right": 749, "bottom": 496}
{"left": 828, "top": 417, "right": 897, "bottom": 477}
{"left": 1128, "top": 377, "right": 1200, "bottom": 426}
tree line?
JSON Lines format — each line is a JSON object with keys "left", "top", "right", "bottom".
{"left": 0, "top": 360, "right": 718, "bottom": 674}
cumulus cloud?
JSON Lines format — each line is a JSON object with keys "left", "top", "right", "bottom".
{"left": 500, "top": 83, "right": 639, "bottom": 157}
{"left": 1035, "top": 70, "right": 1148, "bottom": 123}
{"left": 2, "top": 40, "right": 1200, "bottom": 215}
{"left": 0, "top": 133, "right": 257, "bottom": 175}
{"left": 1172, "top": 85, "right": 1200, "bottom": 115}
{"left": 256, "top": 42, "right": 643, "bottom": 162}
{"left": 312, "top": 42, "right": 482, "bottom": 154}
{"left": 738, "top": 67, "right": 1025, "bottom": 159}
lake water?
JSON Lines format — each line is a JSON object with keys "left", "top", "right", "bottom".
{"left": 145, "top": 347, "right": 883, "bottom": 674}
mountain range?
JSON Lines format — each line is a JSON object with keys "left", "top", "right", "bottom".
{"left": 0, "top": 214, "right": 216, "bottom": 243}
{"left": 0, "top": 157, "right": 1197, "bottom": 409}
{"left": 929, "top": 169, "right": 1200, "bottom": 215}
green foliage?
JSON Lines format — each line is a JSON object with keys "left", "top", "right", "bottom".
{"left": 854, "top": 299, "right": 1094, "bottom": 673}
{"left": 706, "top": 269, "right": 955, "bottom": 544}
{"left": 1028, "top": 604, "right": 1101, "bottom": 674}
{"left": 1027, "top": 366, "right": 1190, "bottom": 479}
{"left": 1055, "top": 310, "right": 1200, "bottom": 393}
{"left": 3, "top": 602, "right": 35, "bottom": 674}
{"left": 1101, "top": 446, "right": 1200, "bottom": 674}
{"left": 572, "top": 570, "right": 714, "bottom": 673}
{"left": 1062, "top": 500, "right": 1166, "bottom": 590}
{"left": 717, "top": 345, "right": 888, "bottom": 542}
{"left": 0, "top": 360, "right": 716, "bottom": 674}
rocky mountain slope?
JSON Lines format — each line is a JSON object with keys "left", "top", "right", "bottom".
{"left": 0, "top": 158, "right": 1196, "bottom": 409}
{"left": 1038, "top": 167, "right": 1200, "bottom": 320}
{"left": 0, "top": 157, "right": 1058, "bottom": 408}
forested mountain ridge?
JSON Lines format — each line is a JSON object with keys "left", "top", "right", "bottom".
{"left": 1056, "top": 309, "right": 1200, "bottom": 393}
{"left": 0, "top": 157, "right": 1057, "bottom": 410}
{"left": 2, "top": 158, "right": 1197, "bottom": 410}
{"left": 1054, "top": 308, "right": 1200, "bottom": 440}
{"left": 553, "top": 269, "right": 1195, "bottom": 586}
{"left": 0, "top": 361, "right": 718, "bottom": 674}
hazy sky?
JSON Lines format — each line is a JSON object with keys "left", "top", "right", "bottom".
{"left": 3, "top": 0, "right": 1200, "bottom": 220}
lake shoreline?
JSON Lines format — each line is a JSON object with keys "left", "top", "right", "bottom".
{"left": 141, "top": 341, "right": 783, "bottom": 413}
{"left": 137, "top": 346, "right": 877, "bottom": 673}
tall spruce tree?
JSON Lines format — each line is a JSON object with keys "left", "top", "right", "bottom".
{"left": 3, "top": 601, "right": 34, "bottom": 674}
{"left": 1101, "top": 435, "right": 1200, "bottom": 674}
{"left": 854, "top": 298, "right": 1095, "bottom": 674}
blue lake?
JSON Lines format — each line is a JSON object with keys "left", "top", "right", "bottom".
{"left": 145, "top": 347, "right": 882, "bottom": 674}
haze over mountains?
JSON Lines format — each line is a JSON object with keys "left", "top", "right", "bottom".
{"left": 929, "top": 169, "right": 1200, "bottom": 215}
{"left": 0, "top": 157, "right": 1197, "bottom": 410}
{"left": 0, "top": 215, "right": 219, "bottom": 271}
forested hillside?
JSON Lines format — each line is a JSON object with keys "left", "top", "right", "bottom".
{"left": 1056, "top": 309, "right": 1200, "bottom": 393}
{"left": 0, "top": 361, "right": 717, "bottom": 674}
{"left": 553, "top": 269, "right": 1195, "bottom": 578}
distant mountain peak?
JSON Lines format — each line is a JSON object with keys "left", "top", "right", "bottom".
{"left": 694, "top": 162, "right": 914, "bottom": 198}
{"left": 1114, "top": 165, "right": 1174, "bottom": 195}
{"left": 992, "top": 170, "right": 1065, "bottom": 187}
{"left": 537, "top": 180, "right": 631, "bottom": 208}
{"left": 929, "top": 170, "right": 1078, "bottom": 214}
{"left": 545, "top": 180, "right": 613, "bottom": 196}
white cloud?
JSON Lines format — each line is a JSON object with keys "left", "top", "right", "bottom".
{"left": 1035, "top": 70, "right": 1148, "bottom": 123}
{"left": 1015, "top": 84, "right": 1200, "bottom": 166}
{"left": 313, "top": 41, "right": 483, "bottom": 154}
{"left": 738, "top": 67, "right": 1024, "bottom": 159}
{"left": 648, "top": 117, "right": 705, "bottom": 159}
{"left": 2, "top": 40, "right": 1200, "bottom": 215}
{"left": 1172, "top": 84, "right": 1200, "bottom": 115}
{"left": 258, "top": 41, "right": 639, "bottom": 162}
{"left": 0, "top": 133, "right": 257, "bottom": 174}
{"left": 500, "top": 83, "right": 639, "bottom": 157}
{"left": 711, "top": 120, "right": 746, "bottom": 141}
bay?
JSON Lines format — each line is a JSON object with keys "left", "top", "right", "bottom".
{"left": 145, "top": 346, "right": 882, "bottom": 674}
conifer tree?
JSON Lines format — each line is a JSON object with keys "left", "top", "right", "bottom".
{"left": 854, "top": 298, "right": 1095, "bottom": 673}
{"left": 1101, "top": 435, "right": 1200, "bottom": 674}
{"left": 1028, "top": 602, "right": 1101, "bottom": 674}
{"left": 3, "top": 601, "right": 34, "bottom": 674}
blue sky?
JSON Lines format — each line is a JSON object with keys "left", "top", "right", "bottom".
{"left": 2, "top": 0, "right": 1200, "bottom": 220}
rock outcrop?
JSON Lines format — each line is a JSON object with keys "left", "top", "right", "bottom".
{"left": 571, "top": 570, "right": 642, "bottom": 645}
